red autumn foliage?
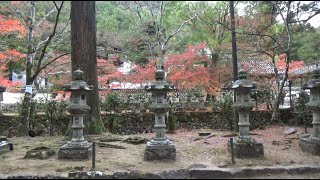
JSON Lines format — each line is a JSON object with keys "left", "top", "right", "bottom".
{"left": 165, "top": 42, "right": 220, "bottom": 94}
{"left": 275, "top": 53, "right": 304, "bottom": 73}
{"left": 0, "top": 14, "right": 26, "bottom": 36}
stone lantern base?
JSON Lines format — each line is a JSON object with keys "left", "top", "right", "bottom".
{"left": 227, "top": 138, "right": 264, "bottom": 158}
{"left": 299, "top": 136, "right": 320, "bottom": 156}
{"left": 144, "top": 139, "right": 176, "bottom": 161}
{"left": 58, "top": 141, "right": 92, "bottom": 160}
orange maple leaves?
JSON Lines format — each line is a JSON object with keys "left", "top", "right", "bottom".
{"left": 0, "top": 14, "right": 27, "bottom": 36}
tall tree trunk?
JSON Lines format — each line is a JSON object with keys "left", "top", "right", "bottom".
{"left": 71, "top": 1, "right": 106, "bottom": 134}
{"left": 229, "top": 1, "right": 239, "bottom": 132}
{"left": 271, "top": 54, "right": 290, "bottom": 123}
{"left": 18, "top": 1, "right": 36, "bottom": 136}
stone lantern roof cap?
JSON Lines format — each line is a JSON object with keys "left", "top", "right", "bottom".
{"left": 303, "top": 68, "right": 320, "bottom": 89}
{"left": 145, "top": 67, "right": 175, "bottom": 92}
{"left": 231, "top": 70, "right": 256, "bottom": 89}
{"left": 63, "top": 69, "right": 94, "bottom": 92}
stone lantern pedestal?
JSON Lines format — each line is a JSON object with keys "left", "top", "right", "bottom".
{"left": 144, "top": 66, "right": 176, "bottom": 161}
{"left": 58, "top": 69, "right": 94, "bottom": 160}
{"left": 299, "top": 69, "right": 320, "bottom": 156}
{"left": 227, "top": 71, "right": 264, "bottom": 158}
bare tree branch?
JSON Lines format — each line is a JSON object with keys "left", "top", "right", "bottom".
{"left": 39, "top": 52, "right": 70, "bottom": 74}
{"left": 35, "top": 7, "right": 56, "bottom": 28}
{"left": 32, "top": 1, "right": 65, "bottom": 81}
{"left": 162, "top": 14, "right": 197, "bottom": 52}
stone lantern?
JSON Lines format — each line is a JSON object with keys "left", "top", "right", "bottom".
{"left": 299, "top": 69, "right": 320, "bottom": 156}
{"left": 144, "top": 64, "right": 176, "bottom": 161}
{"left": 0, "top": 86, "right": 6, "bottom": 114}
{"left": 58, "top": 69, "right": 94, "bottom": 160}
{"left": 228, "top": 70, "right": 264, "bottom": 158}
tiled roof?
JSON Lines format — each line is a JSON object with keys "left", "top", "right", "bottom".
{"left": 239, "top": 58, "right": 320, "bottom": 76}
{"left": 238, "top": 58, "right": 281, "bottom": 75}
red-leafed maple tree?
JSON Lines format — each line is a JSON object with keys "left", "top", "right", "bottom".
{"left": 0, "top": 14, "right": 27, "bottom": 36}
{"left": 165, "top": 42, "right": 220, "bottom": 94}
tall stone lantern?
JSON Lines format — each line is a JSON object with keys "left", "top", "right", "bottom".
{"left": 58, "top": 69, "right": 94, "bottom": 160}
{"left": 300, "top": 69, "right": 320, "bottom": 156}
{"left": 228, "top": 70, "right": 264, "bottom": 158}
{"left": 144, "top": 63, "right": 176, "bottom": 161}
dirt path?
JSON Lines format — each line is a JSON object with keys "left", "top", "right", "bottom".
{"left": 0, "top": 125, "right": 319, "bottom": 178}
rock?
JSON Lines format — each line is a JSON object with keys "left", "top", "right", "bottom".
{"left": 122, "top": 136, "right": 148, "bottom": 145}
{"left": 24, "top": 146, "right": 56, "bottom": 160}
{"left": 281, "top": 146, "right": 291, "bottom": 150}
{"left": 222, "top": 133, "right": 237, "bottom": 137}
{"left": 299, "top": 133, "right": 311, "bottom": 138}
{"left": 249, "top": 132, "right": 261, "bottom": 136}
{"left": 189, "top": 163, "right": 207, "bottom": 169}
{"left": 198, "top": 132, "right": 211, "bottom": 136}
{"left": 205, "top": 134, "right": 216, "bottom": 139}
{"left": 191, "top": 137, "right": 204, "bottom": 142}
{"left": 218, "top": 162, "right": 228, "bottom": 168}
{"left": 98, "top": 136, "right": 123, "bottom": 142}
{"left": 74, "top": 166, "right": 85, "bottom": 171}
{"left": 284, "top": 127, "right": 297, "bottom": 135}
{"left": 28, "top": 130, "right": 36, "bottom": 137}
{"left": 97, "top": 142, "right": 126, "bottom": 149}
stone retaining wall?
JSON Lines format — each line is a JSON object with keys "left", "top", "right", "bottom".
{"left": 1, "top": 109, "right": 296, "bottom": 136}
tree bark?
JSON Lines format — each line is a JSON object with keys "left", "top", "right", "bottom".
{"left": 18, "top": 1, "right": 36, "bottom": 136}
{"left": 71, "top": 1, "right": 106, "bottom": 134}
{"left": 229, "top": 1, "right": 239, "bottom": 132}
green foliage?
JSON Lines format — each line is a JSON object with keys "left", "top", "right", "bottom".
{"left": 214, "top": 92, "right": 233, "bottom": 114}
{"left": 105, "top": 115, "right": 121, "bottom": 134}
{"left": 32, "top": 98, "right": 69, "bottom": 135}
{"left": 291, "top": 30, "right": 320, "bottom": 63}
{"left": 101, "top": 92, "right": 122, "bottom": 112}
{"left": 214, "top": 92, "right": 234, "bottom": 129}
{"left": 167, "top": 108, "right": 178, "bottom": 133}
{"left": 96, "top": 2, "right": 136, "bottom": 37}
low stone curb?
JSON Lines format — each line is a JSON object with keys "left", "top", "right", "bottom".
{"left": 3, "top": 165, "right": 320, "bottom": 179}
{"left": 189, "top": 165, "right": 320, "bottom": 179}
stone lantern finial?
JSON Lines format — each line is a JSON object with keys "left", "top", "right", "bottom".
{"left": 238, "top": 70, "right": 248, "bottom": 79}
{"left": 74, "top": 69, "right": 84, "bottom": 80}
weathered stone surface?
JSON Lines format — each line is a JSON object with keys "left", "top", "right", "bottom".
{"left": 24, "top": 146, "right": 56, "bottom": 160}
{"left": 198, "top": 132, "right": 211, "bottom": 136}
{"left": 299, "top": 137, "right": 320, "bottom": 156}
{"left": 284, "top": 127, "right": 297, "bottom": 135}
{"left": 189, "top": 164, "right": 207, "bottom": 169}
{"left": 97, "top": 142, "right": 126, "bottom": 149}
{"left": 0, "top": 141, "right": 11, "bottom": 154}
{"left": 228, "top": 140, "right": 264, "bottom": 158}
{"left": 58, "top": 142, "right": 92, "bottom": 160}
{"left": 144, "top": 142, "right": 176, "bottom": 161}
{"left": 159, "top": 169, "right": 189, "bottom": 179}
{"left": 122, "top": 136, "right": 148, "bottom": 145}
{"left": 6, "top": 175, "right": 68, "bottom": 179}
{"left": 98, "top": 136, "right": 123, "bottom": 142}
{"left": 4, "top": 165, "right": 320, "bottom": 179}
{"left": 1, "top": 110, "right": 295, "bottom": 137}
